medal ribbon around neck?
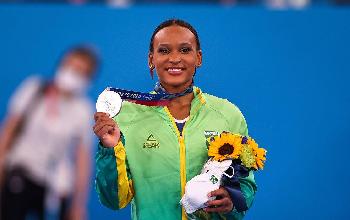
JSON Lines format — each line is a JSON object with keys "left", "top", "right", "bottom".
{"left": 96, "top": 82, "right": 194, "bottom": 118}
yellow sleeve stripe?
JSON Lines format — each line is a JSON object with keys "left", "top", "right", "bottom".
{"left": 114, "top": 141, "right": 134, "bottom": 209}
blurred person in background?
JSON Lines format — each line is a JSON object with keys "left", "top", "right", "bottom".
{"left": 0, "top": 45, "right": 99, "bottom": 220}
{"left": 265, "top": 0, "right": 310, "bottom": 8}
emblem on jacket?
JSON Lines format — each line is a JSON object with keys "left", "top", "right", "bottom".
{"left": 204, "top": 131, "right": 219, "bottom": 139}
{"left": 204, "top": 131, "right": 219, "bottom": 148}
{"left": 143, "top": 134, "right": 160, "bottom": 148}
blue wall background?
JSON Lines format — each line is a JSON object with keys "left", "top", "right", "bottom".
{"left": 0, "top": 4, "right": 349, "bottom": 219}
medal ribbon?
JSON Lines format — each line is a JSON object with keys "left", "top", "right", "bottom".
{"left": 107, "top": 82, "right": 193, "bottom": 106}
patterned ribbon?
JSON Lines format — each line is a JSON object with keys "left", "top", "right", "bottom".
{"left": 222, "top": 160, "right": 249, "bottom": 212}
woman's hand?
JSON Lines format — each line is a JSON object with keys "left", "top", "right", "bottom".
{"left": 204, "top": 187, "right": 233, "bottom": 213}
{"left": 93, "top": 112, "right": 121, "bottom": 148}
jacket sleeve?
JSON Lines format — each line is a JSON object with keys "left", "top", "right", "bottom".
{"left": 224, "top": 111, "right": 258, "bottom": 219}
{"left": 95, "top": 135, "right": 134, "bottom": 210}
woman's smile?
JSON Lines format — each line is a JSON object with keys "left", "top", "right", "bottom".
{"left": 166, "top": 67, "right": 186, "bottom": 75}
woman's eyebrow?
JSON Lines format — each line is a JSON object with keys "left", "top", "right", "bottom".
{"left": 157, "top": 42, "right": 193, "bottom": 48}
{"left": 157, "top": 43, "right": 171, "bottom": 47}
{"left": 179, "top": 42, "right": 192, "bottom": 46}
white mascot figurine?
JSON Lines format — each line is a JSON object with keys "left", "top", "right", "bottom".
{"left": 180, "top": 159, "right": 234, "bottom": 214}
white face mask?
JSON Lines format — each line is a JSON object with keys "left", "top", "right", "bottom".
{"left": 55, "top": 67, "right": 89, "bottom": 95}
{"left": 180, "top": 159, "right": 233, "bottom": 214}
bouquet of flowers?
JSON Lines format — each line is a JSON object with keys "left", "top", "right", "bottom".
{"left": 180, "top": 131, "right": 267, "bottom": 217}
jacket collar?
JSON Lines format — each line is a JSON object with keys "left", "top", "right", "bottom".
{"left": 153, "top": 86, "right": 206, "bottom": 120}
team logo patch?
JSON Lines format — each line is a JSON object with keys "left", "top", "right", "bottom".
{"left": 204, "top": 131, "right": 220, "bottom": 148}
{"left": 143, "top": 134, "right": 160, "bottom": 148}
{"left": 204, "top": 131, "right": 219, "bottom": 139}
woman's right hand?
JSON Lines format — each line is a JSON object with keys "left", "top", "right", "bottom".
{"left": 93, "top": 112, "right": 121, "bottom": 148}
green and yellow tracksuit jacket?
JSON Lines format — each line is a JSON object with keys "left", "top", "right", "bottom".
{"left": 95, "top": 87, "right": 257, "bottom": 220}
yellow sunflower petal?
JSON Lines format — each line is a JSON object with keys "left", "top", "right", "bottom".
{"left": 257, "top": 160, "right": 264, "bottom": 169}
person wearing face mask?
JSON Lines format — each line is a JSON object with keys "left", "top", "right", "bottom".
{"left": 0, "top": 45, "right": 99, "bottom": 220}
{"left": 94, "top": 19, "right": 257, "bottom": 220}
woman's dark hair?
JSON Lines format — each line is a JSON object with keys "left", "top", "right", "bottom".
{"left": 149, "top": 19, "right": 201, "bottom": 53}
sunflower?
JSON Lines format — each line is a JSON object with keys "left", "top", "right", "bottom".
{"left": 240, "top": 137, "right": 267, "bottom": 170}
{"left": 207, "top": 132, "right": 243, "bottom": 161}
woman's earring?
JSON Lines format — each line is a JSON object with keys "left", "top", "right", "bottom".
{"left": 149, "top": 64, "right": 154, "bottom": 79}
{"left": 193, "top": 64, "right": 200, "bottom": 77}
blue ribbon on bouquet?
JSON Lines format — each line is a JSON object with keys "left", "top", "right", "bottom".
{"left": 221, "top": 160, "right": 250, "bottom": 212}
{"left": 106, "top": 82, "right": 193, "bottom": 106}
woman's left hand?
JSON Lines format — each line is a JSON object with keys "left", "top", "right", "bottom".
{"left": 204, "top": 187, "right": 233, "bottom": 213}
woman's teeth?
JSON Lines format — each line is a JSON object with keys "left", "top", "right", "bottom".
{"left": 168, "top": 68, "right": 182, "bottom": 74}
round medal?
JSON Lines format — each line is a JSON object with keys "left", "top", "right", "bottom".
{"left": 96, "top": 89, "right": 122, "bottom": 118}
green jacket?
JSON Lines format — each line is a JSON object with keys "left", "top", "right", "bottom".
{"left": 95, "top": 87, "right": 257, "bottom": 220}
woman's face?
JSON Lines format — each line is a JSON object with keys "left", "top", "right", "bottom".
{"left": 149, "top": 25, "right": 202, "bottom": 92}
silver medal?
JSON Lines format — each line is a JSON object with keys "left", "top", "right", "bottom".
{"left": 96, "top": 88, "right": 122, "bottom": 118}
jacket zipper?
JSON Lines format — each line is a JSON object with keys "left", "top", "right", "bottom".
{"left": 164, "top": 107, "right": 188, "bottom": 220}
{"left": 163, "top": 89, "right": 205, "bottom": 220}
